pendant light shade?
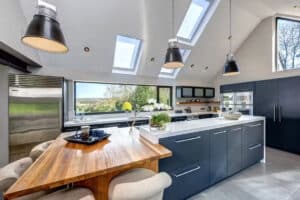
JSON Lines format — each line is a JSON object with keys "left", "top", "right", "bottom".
{"left": 22, "top": 1, "right": 68, "bottom": 53}
{"left": 223, "top": 55, "right": 240, "bottom": 76}
{"left": 163, "top": 0, "right": 184, "bottom": 69}
{"left": 223, "top": 0, "right": 239, "bottom": 76}
{"left": 163, "top": 39, "right": 184, "bottom": 68}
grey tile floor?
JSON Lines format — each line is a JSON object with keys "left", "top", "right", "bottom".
{"left": 190, "top": 148, "right": 300, "bottom": 200}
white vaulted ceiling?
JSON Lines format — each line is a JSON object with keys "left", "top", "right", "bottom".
{"left": 14, "top": 0, "right": 300, "bottom": 83}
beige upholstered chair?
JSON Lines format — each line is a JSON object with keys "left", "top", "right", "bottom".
{"left": 0, "top": 157, "right": 33, "bottom": 193}
{"left": 30, "top": 140, "right": 54, "bottom": 161}
{"left": 108, "top": 168, "right": 172, "bottom": 200}
{"left": 37, "top": 188, "right": 95, "bottom": 200}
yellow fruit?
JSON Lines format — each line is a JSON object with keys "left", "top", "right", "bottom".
{"left": 122, "top": 102, "right": 132, "bottom": 111}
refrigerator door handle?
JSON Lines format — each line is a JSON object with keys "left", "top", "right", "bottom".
{"left": 273, "top": 104, "right": 276, "bottom": 122}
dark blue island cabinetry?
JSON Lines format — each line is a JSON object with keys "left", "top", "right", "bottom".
{"left": 159, "top": 121, "right": 264, "bottom": 200}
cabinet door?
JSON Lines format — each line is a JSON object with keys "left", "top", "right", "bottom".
{"left": 164, "top": 162, "right": 210, "bottom": 200}
{"left": 210, "top": 129, "right": 227, "bottom": 184}
{"left": 204, "top": 88, "right": 215, "bottom": 98}
{"left": 194, "top": 87, "right": 204, "bottom": 97}
{"left": 220, "top": 84, "right": 236, "bottom": 93}
{"left": 238, "top": 82, "right": 254, "bottom": 92}
{"left": 182, "top": 87, "right": 193, "bottom": 97}
{"left": 254, "top": 80, "right": 282, "bottom": 149}
{"left": 227, "top": 126, "right": 243, "bottom": 176}
{"left": 242, "top": 121, "right": 264, "bottom": 168}
{"left": 159, "top": 131, "right": 209, "bottom": 172}
{"left": 278, "top": 77, "right": 300, "bottom": 154}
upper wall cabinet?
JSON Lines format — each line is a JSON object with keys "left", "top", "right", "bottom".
{"left": 220, "top": 82, "right": 254, "bottom": 93}
{"left": 176, "top": 86, "right": 215, "bottom": 98}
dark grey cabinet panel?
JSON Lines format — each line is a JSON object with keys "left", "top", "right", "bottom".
{"left": 245, "top": 144, "right": 263, "bottom": 167}
{"left": 277, "top": 77, "right": 300, "bottom": 154}
{"left": 159, "top": 131, "right": 209, "bottom": 172}
{"left": 242, "top": 121, "right": 264, "bottom": 168}
{"left": 220, "top": 82, "right": 254, "bottom": 93}
{"left": 243, "top": 121, "right": 263, "bottom": 147}
{"left": 160, "top": 131, "right": 210, "bottom": 200}
{"left": 227, "top": 126, "right": 243, "bottom": 176}
{"left": 164, "top": 162, "right": 210, "bottom": 200}
{"left": 160, "top": 122, "right": 264, "bottom": 200}
{"left": 210, "top": 128, "right": 227, "bottom": 184}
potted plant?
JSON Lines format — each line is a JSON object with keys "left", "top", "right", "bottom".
{"left": 150, "top": 113, "right": 171, "bottom": 130}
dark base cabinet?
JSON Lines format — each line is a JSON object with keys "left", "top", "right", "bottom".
{"left": 159, "top": 131, "right": 210, "bottom": 200}
{"left": 159, "top": 121, "right": 264, "bottom": 200}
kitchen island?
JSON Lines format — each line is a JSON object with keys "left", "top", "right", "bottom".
{"left": 140, "top": 115, "right": 265, "bottom": 200}
{"left": 4, "top": 128, "right": 172, "bottom": 200}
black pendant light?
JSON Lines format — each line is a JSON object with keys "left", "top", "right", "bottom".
{"left": 223, "top": 0, "right": 239, "bottom": 76}
{"left": 163, "top": 0, "right": 184, "bottom": 69}
{"left": 22, "top": 1, "right": 68, "bottom": 53}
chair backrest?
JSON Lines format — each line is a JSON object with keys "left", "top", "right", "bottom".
{"left": 109, "top": 169, "right": 172, "bottom": 200}
{"left": 0, "top": 157, "right": 32, "bottom": 192}
{"left": 30, "top": 140, "right": 54, "bottom": 161}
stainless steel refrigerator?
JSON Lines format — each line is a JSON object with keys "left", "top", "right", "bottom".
{"left": 8, "top": 74, "right": 63, "bottom": 161}
{"left": 221, "top": 91, "right": 253, "bottom": 115}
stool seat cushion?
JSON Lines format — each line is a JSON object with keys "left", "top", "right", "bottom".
{"left": 30, "top": 141, "right": 54, "bottom": 161}
{"left": 109, "top": 168, "right": 172, "bottom": 200}
{"left": 37, "top": 188, "right": 95, "bottom": 200}
{"left": 0, "top": 157, "right": 32, "bottom": 192}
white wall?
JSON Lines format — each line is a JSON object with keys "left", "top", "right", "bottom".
{"left": 214, "top": 16, "right": 300, "bottom": 100}
{"left": 0, "top": 0, "right": 40, "bottom": 63}
{"left": 0, "top": 66, "right": 9, "bottom": 167}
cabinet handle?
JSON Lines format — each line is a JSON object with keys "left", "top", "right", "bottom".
{"left": 175, "top": 136, "right": 201, "bottom": 143}
{"left": 213, "top": 130, "right": 226, "bottom": 135}
{"left": 231, "top": 128, "right": 242, "bottom": 131}
{"left": 174, "top": 166, "right": 201, "bottom": 178}
{"left": 249, "top": 144, "right": 262, "bottom": 150}
{"left": 246, "top": 124, "right": 261, "bottom": 128}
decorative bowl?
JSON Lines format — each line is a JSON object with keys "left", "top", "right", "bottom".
{"left": 223, "top": 112, "right": 242, "bottom": 120}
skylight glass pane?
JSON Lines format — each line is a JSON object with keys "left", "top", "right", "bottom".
{"left": 177, "top": 0, "right": 210, "bottom": 41}
{"left": 113, "top": 35, "right": 141, "bottom": 70}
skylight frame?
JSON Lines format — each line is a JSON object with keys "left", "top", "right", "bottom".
{"left": 159, "top": 49, "right": 191, "bottom": 79}
{"left": 112, "top": 35, "right": 143, "bottom": 75}
{"left": 177, "top": 0, "right": 220, "bottom": 46}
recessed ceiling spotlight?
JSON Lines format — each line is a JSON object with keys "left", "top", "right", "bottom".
{"left": 205, "top": 66, "right": 209, "bottom": 70}
{"left": 84, "top": 47, "right": 90, "bottom": 52}
{"left": 190, "top": 64, "right": 195, "bottom": 68}
{"left": 150, "top": 57, "right": 155, "bottom": 62}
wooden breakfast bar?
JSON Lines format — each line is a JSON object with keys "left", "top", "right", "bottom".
{"left": 4, "top": 128, "right": 172, "bottom": 200}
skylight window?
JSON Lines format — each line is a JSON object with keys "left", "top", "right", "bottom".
{"left": 177, "top": 0, "right": 216, "bottom": 46}
{"left": 112, "top": 35, "right": 142, "bottom": 75}
{"left": 159, "top": 49, "right": 191, "bottom": 79}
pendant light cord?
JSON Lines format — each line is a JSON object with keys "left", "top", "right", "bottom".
{"left": 229, "top": 0, "right": 232, "bottom": 55}
{"left": 172, "top": 0, "right": 175, "bottom": 38}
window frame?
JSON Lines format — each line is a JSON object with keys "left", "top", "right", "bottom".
{"left": 275, "top": 17, "right": 300, "bottom": 72}
{"left": 112, "top": 35, "right": 143, "bottom": 75}
{"left": 177, "top": 0, "right": 218, "bottom": 46}
{"left": 74, "top": 81, "right": 173, "bottom": 115}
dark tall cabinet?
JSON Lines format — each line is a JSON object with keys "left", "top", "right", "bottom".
{"left": 254, "top": 76, "right": 300, "bottom": 154}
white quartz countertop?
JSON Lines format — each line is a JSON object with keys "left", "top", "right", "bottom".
{"left": 64, "top": 111, "right": 217, "bottom": 127}
{"left": 139, "top": 115, "right": 265, "bottom": 144}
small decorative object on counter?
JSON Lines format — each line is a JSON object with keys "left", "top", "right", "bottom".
{"left": 81, "top": 125, "right": 90, "bottom": 140}
{"left": 122, "top": 101, "right": 133, "bottom": 112}
{"left": 223, "top": 111, "right": 242, "bottom": 120}
{"left": 150, "top": 113, "right": 171, "bottom": 130}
